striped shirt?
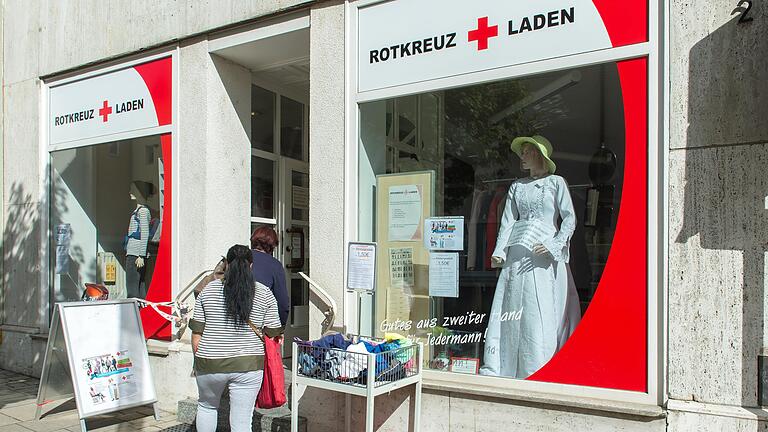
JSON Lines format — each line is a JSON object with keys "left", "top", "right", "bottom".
{"left": 189, "top": 279, "right": 283, "bottom": 374}
{"left": 125, "top": 206, "right": 151, "bottom": 257}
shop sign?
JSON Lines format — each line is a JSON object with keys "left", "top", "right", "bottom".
{"left": 357, "top": 0, "right": 647, "bottom": 92}
{"left": 49, "top": 57, "right": 172, "bottom": 145}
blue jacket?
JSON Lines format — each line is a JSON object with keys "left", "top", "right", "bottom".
{"left": 251, "top": 250, "right": 290, "bottom": 326}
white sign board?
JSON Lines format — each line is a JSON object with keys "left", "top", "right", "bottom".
{"left": 49, "top": 57, "right": 171, "bottom": 146}
{"left": 37, "top": 300, "right": 157, "bottom": 422}
{"left": 347, "top": 242, "right": 377, "bottom": 292}
{"left": 357, "top": 0, "right": 612, "bottom": 92}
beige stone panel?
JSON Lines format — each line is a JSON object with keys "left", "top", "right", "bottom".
{"left": 3, "top": 79, "right": 41, "bottom": 206}
{"left": 668, "top": 409, "right": 768, "bottom": 432}
{"left": 446, "top": 393, "right": 665, "bottom": 432}
{"left": 35, "top": 0, "right": 314, "bottom": 77}
{"left": 2, "top": 203, "right": 42, "bottom": 329}
{"left": 669, "top": 0, "right": 768, "bottom": 149}
{"left": 308, "top": 1, "right": 346, "bottom": 338}
{"left": 176, "top": 40, "right": 213, "bottom": 291}
{"left": 668, "top": 145, "right": 768, "bottom": 406}
{"left": 148, "top": 348, "right": 197, "bottom": 413}
{"left": 205, "top": 52, "right": 252, "bottom": 251}
{"left": 181, "top": 0, "right": 314, "bottom": 37}
{"left": 347, "top": 387, "right": 448, "bottom": 432}
{"left": 295, "top": 387, "right": 343, "bottom": 432}
{"left": 3, "top": 0, "right": 40, "bottom": 84}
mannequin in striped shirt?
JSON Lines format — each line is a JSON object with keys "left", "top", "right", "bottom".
{"left": 125, "top": 181, "right": 153, "bottom": 299}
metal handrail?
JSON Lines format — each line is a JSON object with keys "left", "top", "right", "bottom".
{"left": 298, "top": 272, "right": 337, "bottom": 333}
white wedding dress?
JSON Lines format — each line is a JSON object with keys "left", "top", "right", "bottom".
{"left": 480, "top": 175, "right": 581, "bottom": 379}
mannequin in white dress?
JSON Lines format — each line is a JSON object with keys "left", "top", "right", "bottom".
{"left": 480, "top": 135, "right": 581, "bottom": 379}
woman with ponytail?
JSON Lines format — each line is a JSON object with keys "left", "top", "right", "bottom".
{"left": 189, "top": 244, "right": 283, "bottom": 432}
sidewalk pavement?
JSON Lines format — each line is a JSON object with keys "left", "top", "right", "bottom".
{"left": 0, "top": 368, "right": 193, "bottom": 432}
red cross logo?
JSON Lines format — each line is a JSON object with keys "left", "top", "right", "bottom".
{"left": 99, "top": 100, "right": 113, "bottom": 122}
{"left": 468, "top": 17, "right": 498, "bottom": 51}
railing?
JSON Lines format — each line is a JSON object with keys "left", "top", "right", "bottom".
{"left": 298, "top": 272, "right": 337, "bottom": 333}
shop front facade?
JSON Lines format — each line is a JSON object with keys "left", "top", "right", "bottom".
{"left": 1, "top": 0, "right": 767, "bottom": 431}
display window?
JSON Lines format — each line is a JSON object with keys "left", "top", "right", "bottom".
{"left": 47, "top": 56, "right": 173, "bottom": 340}
{"left": 354, "top": 0, "right": 655, "bottom": 395}
{"left": 358, "top": 58, "right": 648, "bottom": 391}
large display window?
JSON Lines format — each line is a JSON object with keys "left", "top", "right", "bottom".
{"left": 358, "top": 58, "right": 648, "bottom": 390}
{"left": 353, "top": 0, "right": 656, "bottom": 396}
{"left": 50, "top": 135, "right": 167, "bottom": 302}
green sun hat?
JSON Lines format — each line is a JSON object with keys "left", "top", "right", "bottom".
{"left": 510, "top": 135, "right": 557, "bottom": 174}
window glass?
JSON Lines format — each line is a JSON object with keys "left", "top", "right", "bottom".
{"left": 251, "top": 157, "right": 275, "bottom": 219}
{"left": 358, "top": 62, "right": 625, "bottom": 379}
{"left": 281, "top": 96, "right": 304, "bottom": 160}
{"left": 50, "top": 136, "right": 165, "bottom": 303}
{"left": 252, "top": 85, "right": 276, "bottom": 152}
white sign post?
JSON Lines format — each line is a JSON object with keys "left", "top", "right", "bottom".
{"left": 347, "top": 242, "right": 378, "bottom": 337}
{"left": 35, "top": 300, "right": 159, "bottom": 432}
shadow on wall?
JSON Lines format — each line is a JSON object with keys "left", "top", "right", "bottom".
{"left": 674, "top": 6, "right": 768, "bottom": 407}
{"left": 0, "top": 178, "right": 78, "bottom": 381}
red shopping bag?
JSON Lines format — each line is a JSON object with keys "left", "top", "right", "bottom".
{"left": 248, "top": 320, "right": 286, "bottom": 409}
{"left": 256, "top": 335, "right": 286, "bottom": 409}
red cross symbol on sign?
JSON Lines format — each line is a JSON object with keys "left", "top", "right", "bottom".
{"left": 468, "top": 17, "right": 498, "bottom": 51}
{"left": 99, "top": 100, "right": 113, "bottom": 122}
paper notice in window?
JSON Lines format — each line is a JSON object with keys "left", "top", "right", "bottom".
{"left": 388, "top": 185, "right": 423, "bottom": 241}
{"left": 506, "top": 221, "right": 555, "bottom": 251}
{"left": 429, "top": 252, "right": 459, "bottom": 298}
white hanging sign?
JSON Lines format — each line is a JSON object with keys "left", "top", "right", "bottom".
{"left": 357, "top": 0, "right": 612, "bottom": 92}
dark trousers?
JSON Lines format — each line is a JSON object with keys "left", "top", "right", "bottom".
{"left": 125, "top": 255, "right": 147, "bottom": 299}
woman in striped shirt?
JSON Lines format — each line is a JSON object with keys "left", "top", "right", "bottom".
{"left": 190, "top": 244, "right": 284, "bottom": 432}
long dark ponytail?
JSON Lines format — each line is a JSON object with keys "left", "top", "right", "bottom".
{"left": 223, "top": 244, "right": 254, "bottom": 326}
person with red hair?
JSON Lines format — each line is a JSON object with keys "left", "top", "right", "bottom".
{"left": 250, "top": 226, "right": 290, "bottom": 326}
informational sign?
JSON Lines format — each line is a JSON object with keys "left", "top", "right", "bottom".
{"left": 388, "top": 185, "right": 423, "bottom": 241}
{"left": 424, "top": 217, "right": 464, "bottom": 251}
{"left": 55, "top": 223, "right": 72, "bottom": 274}
{"left": 291, "top": 235, "right": 303, "bottom": 260}
{"left": 347, "top": 242, "right": 377, "bottom": 292}
{"left": 429, "top": 252, "right": 459, "bottom": 298}
{"left": 389, "top": 247, "right": 415, "bottom": 290}
{"left": 450, "top": 357, "right": 480, "bottom": 375}
{"left": 357, "top": 0, "right": 618, "bottom": 92}
{"left": 49, "top": 56, "right": 172, "bottom": 146}
{"left": 36, "top": 300, "right": 158, "bottom": 425}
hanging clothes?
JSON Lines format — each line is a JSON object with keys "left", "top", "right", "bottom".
{"left": 480, "top": 175, "right": 581, "bottom": 379}
{"left": 484, "top": 186, "right": 509, "bottom": 270}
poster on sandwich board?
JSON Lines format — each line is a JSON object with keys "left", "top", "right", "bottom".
{"left": 36, "top": 300, "right": 158, "bottom": 428}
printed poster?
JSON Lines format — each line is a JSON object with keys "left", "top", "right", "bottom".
{"left": 55, "top": 223, "right": 72, "bottom": 274}
{"left": 389, "top": 247, "right": 414, "bottom": 290}
{"left": 81, "top": 350, "right": 138, "bottom": 406}
{"left": 388, "top": 185, "right": 423, "bottom": 241}
{"left": 425, "top": 217, "right": 464, "bottom": 251}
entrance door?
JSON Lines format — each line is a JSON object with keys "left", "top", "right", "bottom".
{"left": 279, "top": 158, "right": 310, "bottom": 347}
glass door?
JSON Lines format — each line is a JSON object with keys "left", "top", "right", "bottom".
{"left": 279, "top": 157, "right": 310, "bottom": 347}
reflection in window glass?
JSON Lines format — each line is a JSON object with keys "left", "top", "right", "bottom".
{"left": 358, "top": 62, "right": 626, "bottom": 380}
{"left": 50, "top": 136, "right": 165, "bottom": 303}
{"left": 251, "top": 157, "right": 275, "bottom": 219}
{"left": 281, "top": 96, "right": 304, "bottom": 160}
{"left": 252, "top": 85, "right": 275, "bottom": 152}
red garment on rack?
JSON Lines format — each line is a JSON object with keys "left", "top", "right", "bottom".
{"left": 484, "top": 186, "right": 508, "bottom": 269}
